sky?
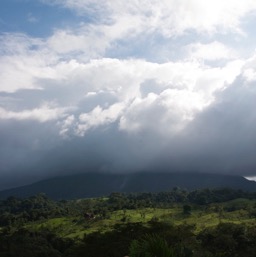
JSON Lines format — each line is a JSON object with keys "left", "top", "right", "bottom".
{"left": 1, "top": 0, "right": 256, "bottom": 189}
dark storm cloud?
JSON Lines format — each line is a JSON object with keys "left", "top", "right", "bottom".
{"left": 0, "top": 117, "right": 64, "bottom": 188}
{"left": 157, "top": 74, "right": 256, "bottom": 176}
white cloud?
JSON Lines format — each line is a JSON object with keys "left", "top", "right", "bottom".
{"left": 119, "top": 89, "right": 205, "bottom": 134}
{"left": 44, "top": 0, "right": 256, "bottom": 36}
{"left": 0, "top": 27, "right": 245, "bottom": 138}
{"left": 76, "top": 103, "right": 124, "bottom": 136}
{"left": 27, "top": 13, "right": 39, "bottom": 23}
{"left": 37, "top": 0, "right": 256, "bottom": 63}
{"left": 245, "top": 176, "right": 256, "bottom": 181}
{"left": 46, "top": 12, "right": 147, "bottom": 59}
{"left": 47, "top": 29, "right": 107, "bottom": 57}
{"left": 0, "top": 104, "right": 68, "bottom": 122}
{"left": 242, "top": 55, "right": 256, "bottom": 81}
{"left": 38, "top": 57, "right": 241, "bottom": 136}
{"left": 1, "top": 51, "right": 243, "bottom": 133}
{"left": 1, "top": 0, "right": 253, "bottom": 95}
{"left": 187, "top": 41, "right": 237, "bottom": 61}
{"left": 59, "top": 115, "right": 75, "bottom": 137}
{"left": 0, "top": 34, "right": 59, "bottom": 93}
{"left": 243, "top": 68, "right": 256, "bottom": 81}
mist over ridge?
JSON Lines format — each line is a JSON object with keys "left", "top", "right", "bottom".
{"left": 1, "top": 172, "right": 256, "bottom": 200}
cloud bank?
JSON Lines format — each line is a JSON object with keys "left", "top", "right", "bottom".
{"left": 1, "top": 0, "right": 256, "bottom": 189}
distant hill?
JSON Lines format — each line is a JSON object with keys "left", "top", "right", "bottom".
{"left": 0, "top": 172, "right": 256, "bottom": 200}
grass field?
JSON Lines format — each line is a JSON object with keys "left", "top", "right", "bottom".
{"left": 25, "top": 198, "right": 256, "bottom": 239}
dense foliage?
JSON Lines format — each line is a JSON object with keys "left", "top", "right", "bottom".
{"left": 0, "top": 188, "right": 256, "bottom": 256}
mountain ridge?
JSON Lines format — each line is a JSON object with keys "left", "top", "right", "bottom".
{"left": 0, "top": 172, "right": 256, "bottom": 200}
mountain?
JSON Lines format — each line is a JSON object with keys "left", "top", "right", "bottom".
{"left": 0, "top": 172, "right": 256, "bottom": 200}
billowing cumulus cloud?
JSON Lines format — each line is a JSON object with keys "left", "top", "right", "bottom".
{"left": 0, "top": 0, "right": 256, "bottom": 189}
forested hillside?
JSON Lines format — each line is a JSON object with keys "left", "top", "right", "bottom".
{"left": 0, "top": 188, "right": 256, "bottom": 256}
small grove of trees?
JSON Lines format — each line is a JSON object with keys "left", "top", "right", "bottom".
{"left": 198, "top": 223, "right": 256, "bottom": 257}
{"left": 0, "top": 227, "right": 74, "bottom": 257}
{"left": 0, "top": 194, "right": 69, "bottom": 226}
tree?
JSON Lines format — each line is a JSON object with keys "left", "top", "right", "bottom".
{"left": 129, "top": 234, "right": 175, "bottom": 257}
{"left": 183, "top": 205, "right": 191, "bottom": 215}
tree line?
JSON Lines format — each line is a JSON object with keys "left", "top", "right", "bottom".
{"left": 1, "top": 188, "right": 256, "bottom": 226}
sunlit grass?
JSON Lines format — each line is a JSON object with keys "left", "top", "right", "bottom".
{"left": 25, "top": 200, "right": 256, "bottom": 239}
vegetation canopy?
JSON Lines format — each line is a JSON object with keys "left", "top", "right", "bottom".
{"left": 0, "top": 188, "right": 256, "bottom": 257}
